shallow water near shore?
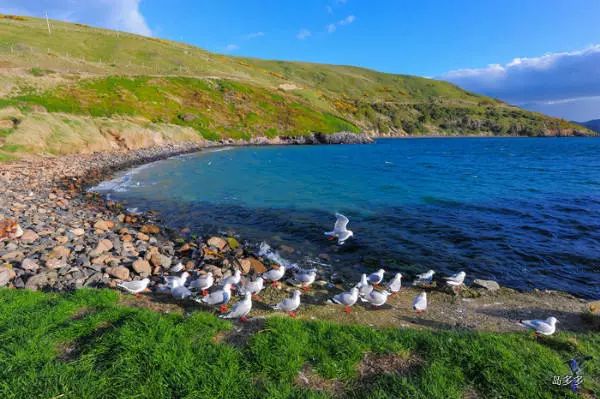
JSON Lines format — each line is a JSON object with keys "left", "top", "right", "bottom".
{"left": 95, "top": 138, "right": 600, "bottom": 298}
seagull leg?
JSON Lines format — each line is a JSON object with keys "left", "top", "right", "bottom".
{"left": 239, "top": 316, "right": 249, "bottom": 323}
{"left": 270, "top": 281, "right": 280, "bottom": 288}
{"left": 201, "top": 289, "right": 209, "bottom": 297}
{"left": 252, "top": 294, "right": 262, "bottom": 301}
{"left": 135, "top": 293, "right": 141, "bottom": 299}
{"left": 302, "top": 285, "right": 311, "bottom": 292}
{"left": 288, "top": 311, "right": 297, "bottom": 318}
{"left": 344, "top": 305, "right": 352, "bottom": 314}
{"left": 219, "top": 304, "right": 229, "bottom": 314}
{"left": 327, "top": 236, "right": 336, "bottom": 241}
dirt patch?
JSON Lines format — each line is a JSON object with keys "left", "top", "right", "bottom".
{"left": 462, "top": 387, "right": 481, "bottom": 399}
{"left": 357, "top": 351, "right": 423, "bottom": 381}
{"left": 70, "top": 306, "right": 95, "bottom": 320}
{"left": 214, "top": 318, "right": 267, "bottom": 348}
{"left": 295, "top": 364, "right": 345, "bottom": 397}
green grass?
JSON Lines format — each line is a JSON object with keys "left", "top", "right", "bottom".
{"left": 0, "top": 14, "right": 591, "bottom": 145}
{"left": 0, "top": 288, "right": 597, "bottom": 398}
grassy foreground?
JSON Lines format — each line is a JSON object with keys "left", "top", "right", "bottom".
{"left": 0, "top": 288, "right": 597, "bottom": 398}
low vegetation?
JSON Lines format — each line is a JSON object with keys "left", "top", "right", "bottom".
{"left": 0, "top": 288, "right": 597, "bottom": 398}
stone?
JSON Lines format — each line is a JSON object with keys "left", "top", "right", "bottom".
{"left": 70, "top": 228, "right": 85, "bottom": 237}
{"left": 225, "top": 237, "right": 240, "bottom": 249}
{"left": 20, "top": 258, "right": 40, "bottom": 271}
{"left": 136, "top": 232, "right": 150, "bottom": 241}
{"left": 0, "top": 219, "right": 23, "bottom": 240}
{"left": 121, "top": 234, "right": 133, "bottom": 242}
{"left": 473, "top": 279, "right": 500, "bottom": 291}
{"left": 140, "top": 224, "right": 160, "bottom": 234}
{"left": 0, "top": 267, "right": 15, "bottom": 286}
{"left": 25, "top": 271, "right": 58, "bottom": 290}
{"left": 49, "top": 245, "right": 71, "bottom": 259}
{"left": 207, "top": 236, "right": 228, "bottom": 251}
{"left": 90, "top": 239, "right": 113, "bottom": 257}
{"left": 589, "top": 300, "right": 600, "bottom": 314}
{"left": 247, "top": 257, "right": 267, "bottom": 274}
{"left": 1, "top": 250, "right": 24, "bottom": 262}
{"left": 94, "top": 220, "right": 114, "bottom": 231}
{"left": 20, "top": 229, "right": 39, "bottom": 242}
{"left": 46, "top": 258, "right": 66, "bottom": 269}
{"left": 132, "top": 259, "right": 151, "bottom": 277}
{"left": 106, "top": 266, "right": 130, "bottom": 280}
{"left": 56, "top": 235, "right": 69, "bottom": 244}
{"left": 239, "top": 258, "right": 252, "bottom": 274}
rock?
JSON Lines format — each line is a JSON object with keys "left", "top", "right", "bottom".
{"left": 0, "top": 219, "right": 23, "bottom": 240}
{"left": 473, "top": 279, "right": 500, "bottom": 291}
{"left": 203, "top": 265, "right": 223, "bottom": 279}
{"left": 136, "top": 232, "right": 150, "bottom": 241}
{"left": 20, "top": 229, "right": 39, "bottom": 242}
{"left": 589, "top": 300, "right": 600, "bottom": 314}
{"left": 0, "top": 267, "right": 15, "bottom": 286}
{"left": 1, "top": 250, "right": 24, "bottom": 262}
{"left": 121, "top": 234, "right": 133, "bottom": 242}
{"left": 49, "top": 245, "right": 71, "bottom": 259}
{"left": 239, "top": 258, "right": 252, "bottom": 274}
{"left": 90, "top": 239, "right": 113, "bottom": 257}
{"left": 70, "top": 228, "right": 85, "bottom": 237}
{"left": 46, "top": 258, "right": 66, "bottom": 269}
{"left": 140, "top": 224, "right": 160, "bottom": 234}
{"left": 25, "top": 271, "right": 58, "bottom": 290}
{"left": 207, "top": 236, "right": 228, "bottom": 251}
{"left": 247, "top": 257, "right": 267, "bottom": 274}
{"left": 94, "top": 220, "right": 114, "bottom": 231}
{"left": 20, "top": 258, "right": 40, "bottom": 271}
{"left": 225, "top": 237, "right": 240, "bottom": 249}
{"left": 106, "top": 266, "right": 130, "bottom": 280}
{"left": 56, "top": 235, "right": 69, "bottom": 244}
{"left": 132, "top": 259, "right": 151, "bottom": 277}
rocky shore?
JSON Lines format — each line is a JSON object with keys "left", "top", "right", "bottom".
{"left": 0, "top": 141, "right": 597, "bottom": 333}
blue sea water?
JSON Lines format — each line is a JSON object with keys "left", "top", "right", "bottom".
{"left": 97, "top": 138, "right": 600, "bottom": 298}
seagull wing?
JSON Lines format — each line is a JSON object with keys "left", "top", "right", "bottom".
{"left": 334, "top": 213, "right": 349, "bottom": 232}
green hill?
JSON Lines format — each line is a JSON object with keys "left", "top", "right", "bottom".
{"left": 0, "top": 14, "right": 592, "bottom": 159}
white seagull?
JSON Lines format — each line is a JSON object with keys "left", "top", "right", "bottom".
{"left": 117, "top": 278, "right": 150, "bottom": 296}
{"left": 413, "top": 270, "right": 435, "bottom": 286}
{"left": 171, "top": 284, "right": 192, "bottom": 300}
{"left": 273, "top": 290, "right": 301, "bottom": 317}
{"left": 189, "top": 272, "right": 214, "bottom": 296}
{"left": 324, "top": 213, "right": 354, "bottom": 245}
{"left": 240, "top": 276, "right": 264, "bottom": 297}
{"left": 164, "top": 272, "right": 190, "bottom": 289}
{"left": 220, "top": 292, "right": 252, "bottom": 322}
{"left": 519, "top": 317, "right": 558, "bottom": 336}
{"left": 386, "top": 273, "right": 403, "bottom": 294}
{"left": 198, "top": 283, "right": 232, "bottom": 313}
{"left": 290, "top": 269, "right": 316, "bottom": 291}
{"left": 364, "top": 290, "right": 392, "bottom": 308}
{"left": 262, "top": 265, "right": 286, "bottom": 287}
{"left": 222, "top": 269, "right": 242, "bottom": 287}
{"left": 355, "top": 273, "right": 373, "bottom": 299}
{"left": 412, "top": 292, "right": 427, "bottom": 313}
{"left": 331, "top": 287, "right": 359, "bottom": 313}
{"left": 444, "top": 271, "right": 466, "bottom": 292}
{"left": 368, "top": 269, "right": 385, "bottom": 285}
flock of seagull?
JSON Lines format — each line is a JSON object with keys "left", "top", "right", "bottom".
{"left": 118, "top": 213, "right": 559, "bottom": 336}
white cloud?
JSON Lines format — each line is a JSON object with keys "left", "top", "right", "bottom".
{"left": 223, "top": 44, "right": 239, "bottom": 52}
{"left": 440, "top": 45, "right": 600, "bottom": 120}
{"left": 244, "top": 31, "right": 264, "bottom": 40}
{"left": 326, "top": 15, "right": 355, "bottom": 34}
{"left": 0, "top": 0, "right": 152, "bottom": 36}
{"left": 296, "top": 29, "right": 311, "bottom": 40}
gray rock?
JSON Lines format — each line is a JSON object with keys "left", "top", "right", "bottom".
{"left": 473, "top": 279, "right": 500, "bottom": 291}
{"left": 25, "top": 271, "right": 58, "bottom": 291}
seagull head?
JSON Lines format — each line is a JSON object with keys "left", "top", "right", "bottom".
{"left": 141, "top": 277, "right": 150, "bottom": 284}
{"left": 181, "top": 272, "right": 190, "bottom": 280}
{"left": 547, "top": 317, "right": 558, "bottom": 325}
{"left": 293, "top": 290, "right": 302, "bottom": 298}
{"left": 223, "top": 283, "right": 232, "bottom": 291}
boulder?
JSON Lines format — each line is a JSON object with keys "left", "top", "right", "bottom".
{"left": 589, "top": 300, "right": 600, "bottom": 314}
{"left": 132, "top": 259, "right": 151, "bottom": 277}
{"left": 225, "top": 237, "right": 240, "bottom": 249}
{"left": 70, "top": 228, "right": 85, "bottom": 237}
{"left": 46, "top": 258, "right": 66, "bottom": 269}
{"left": 207, "top": 236, "right": 228, "bottom": 251}
{"left": 0, "top": 267, "right": 15, "bottom": 286}
{"left": 20, "top": 258, "right": 40, "bottom": 271}
{"left": 140, "top": 224, "right": 160, "bottom": 234}
{"left": 473, "top": 279, "right": 500, "bottom": 291}
{"left": 94, "top": 220, "right": 114, "bottom": 231}
{"left": 136, "top": 232, "right": 150, "bottom": 241}
{"left": 25, "top": 271, "right": 58, "bottom": 290}
{"left": 90, "top": 239, "right": 113, "bottom": 257}
{"left": 49, "top": 245, "right": 71, "bottom": 259}
{"left": 248, "top": 257, "right": 267, "bottom": 274}
{"left": 106, "top": 266, "right": 130, "bottom": 280}
{"left": 20, "top": 229, "right": 39, "bottom": 242}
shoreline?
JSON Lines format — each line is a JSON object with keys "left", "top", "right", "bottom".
{"left": 0, "top": 142, "right": 598, "bottom": 333}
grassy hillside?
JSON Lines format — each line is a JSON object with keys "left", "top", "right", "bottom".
{"left": 0, "top": 14, "right": 592, "bottom": 158}
{"left": 0, "top": 288, "right": 598, "bottom": 398}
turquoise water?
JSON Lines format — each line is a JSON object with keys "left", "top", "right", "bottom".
{"left": 98, "top": 138, "right": 600, "bottom": 298}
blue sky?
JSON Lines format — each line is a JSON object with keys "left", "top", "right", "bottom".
{"left": 3, "top": 0, "right": 600, "bottom": 120}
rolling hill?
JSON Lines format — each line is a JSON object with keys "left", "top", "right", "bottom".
{"left": 0, "top": 14, "right": 592, "bottom": 159}
{"left": 579, "top": 119, "right": 600, "bottom": 133}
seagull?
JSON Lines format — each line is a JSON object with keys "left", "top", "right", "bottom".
{"left": 240, "top": 276, "right": 264, "bottom": 298}
{"left": 262, "top": 265, "right": 286, "bottom": 287}
{"left": 368, "top": 269, "right": 385, "bottom": 285}
{"left": 219, "top": 292, "right": 252, "bottom": 322}
{"left": 331, "top": 287, "right": 359, "bottom": 313}
{"left": 171, "top": 284, "right": 192, "bottom": 300}
{"left": 189, "top": 272, "right": 214, "bottom": 296}
{"left": 170, "top": 262, "right": 185, "bottom": 273}
{"left": 444, "top": 271, "right": 466, "bottom": 292}
{"left": 198, "top": 283, "right": 232, "bottom": 313}
{"left": 222, "top": 269, "right": 241, "bottom": 288}
{"left": 273, "top": 290, "right": 301, "bottom": 317}
{"left": 364, "top": 290, "right": 391, "bottom": 308}
{"left": 355, "top": 274, "right": 373, "bottom": 299}
{"left": 117, "top": 278, "right": 149, "bottom": 296}
{"left": 164, "top": 272, "right": 190, "bottom": 289}
{"left": 324, "top": 213, "right": 354, "bottom": 245}
{"left": 413, "top": 270, "right": 435, "bottom": 286}
{"left": 290, "top": 269, "right": 316, "bottom": 291}
{"left": 519, "top": 317, "right": 558, "bottom": 336}
{"left": 386, "top": 273, "right": 403, "bottom": 294}
{"left": 412, "top": 292, "right": 427, "bottom": 313}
